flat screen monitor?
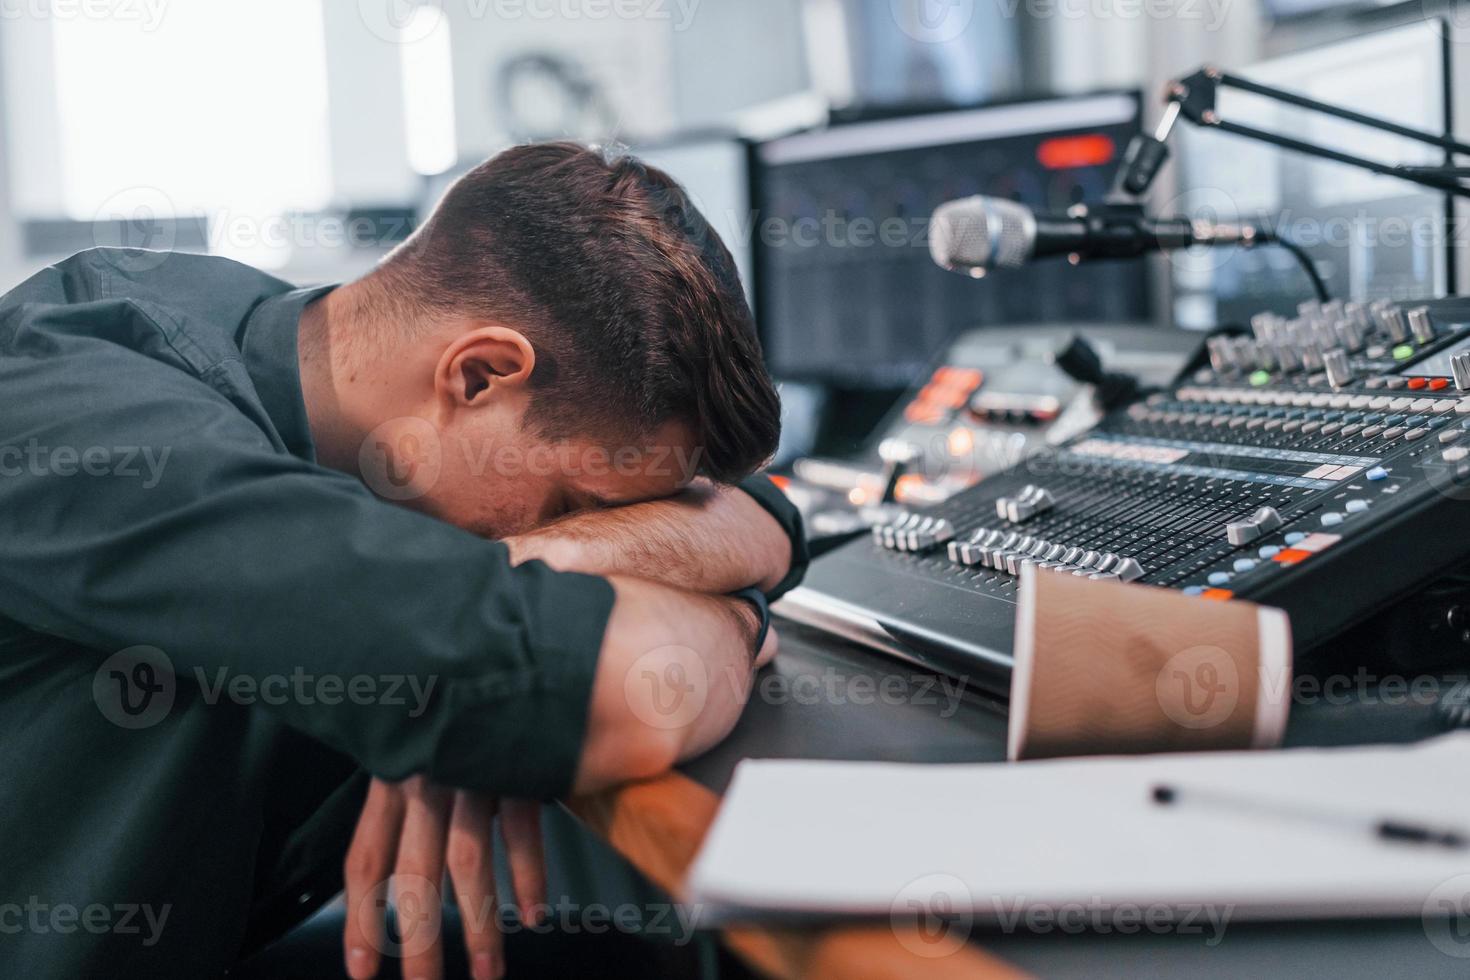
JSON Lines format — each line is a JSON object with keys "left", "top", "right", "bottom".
{"left": 752, "top": 92, "right": 1151, "bottom": 385}
{"left": 1172, "top": 21, "right": 1453, "bottom": 329}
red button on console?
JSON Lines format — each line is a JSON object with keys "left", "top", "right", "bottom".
{"left": 1407, "top": 377, "right": 1428, "bottom": 390}
{"left": 1429, "top": 378, "right": 1450, "bottom": 391}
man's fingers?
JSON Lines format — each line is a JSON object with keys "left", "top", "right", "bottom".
{"left": 393, "top": 776, "right": 454, "bottom": 980}
{"left": 447, "top": 792, "right": 504, "bottom": 980}
{"left": 755, "top": 623, "right": 779, "bottom": 668}
{"left": 499, "top": 799, "right": 547, "bottom": 926}
{"left": 343, "top": 779, "right": 407, "bottom": 980}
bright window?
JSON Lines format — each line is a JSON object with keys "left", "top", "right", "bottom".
{"left": 45, "top": 0, "right": 333, "bottom": 265}
{"left": 398, "top": 5, "right": 457, "bottom": 177}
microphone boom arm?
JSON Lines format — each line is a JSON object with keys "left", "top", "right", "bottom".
{"left": 1131, "top": 66, "right": 1470, "bottom": 200}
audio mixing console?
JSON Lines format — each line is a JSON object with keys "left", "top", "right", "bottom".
{"left": 782, "top": 298, "right": 1470, "bottom": 688}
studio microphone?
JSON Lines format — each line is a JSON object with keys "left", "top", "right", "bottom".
{"left": 928, "top": 195, "right": 1272, "bottom": 275}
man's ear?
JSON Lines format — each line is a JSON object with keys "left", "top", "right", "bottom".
{"left": 434, "top": 324, "right": 537, "bottom": 406}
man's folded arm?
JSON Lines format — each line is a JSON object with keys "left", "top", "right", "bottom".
{"left": 0, "top": 338, "right": 756, "bottom": 798}
{"left": 506, "top": 474, "right": 809, "bottom": 599}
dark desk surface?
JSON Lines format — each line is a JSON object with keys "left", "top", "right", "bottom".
{"left": 679, "top": 619, "right": 1468, "bottom": 979}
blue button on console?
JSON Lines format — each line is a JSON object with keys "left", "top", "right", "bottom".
{"left": 1208, "top": 571, "right": 1232, "bottom": 587}
{"left": 1366, "top": 466, "right": 1389, "bottom": 481}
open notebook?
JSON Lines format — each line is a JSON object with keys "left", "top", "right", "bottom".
{"left": 687, "top": 733, "right": 1470, "bottom": 922}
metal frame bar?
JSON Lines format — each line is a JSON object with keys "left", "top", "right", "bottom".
{"left": 1171, "top": 68, "right": 1470, "bottom": 199}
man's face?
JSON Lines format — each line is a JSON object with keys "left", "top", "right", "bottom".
{"left": 359, "top": 407, "right": 700, "bottom": 539}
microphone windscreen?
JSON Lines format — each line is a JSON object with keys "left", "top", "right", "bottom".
{"left": 928, "top": 196, "right": 1034, "bottom": 272}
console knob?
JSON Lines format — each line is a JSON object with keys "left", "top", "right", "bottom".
{"left": 1369, "top": 298, "right": 1393, "bottom": 329}
{"left": 997, "top": 485, "right": 1056, "bottom": 523}
{"left": 1452, "top": 352, "right": 1470, "bottom": 392}
{"left": 1224, "top": 506, "right": 1282, "bottom": 546}
{"left": 1231, "top": 336, "right": 1258, "bottom": 370}
{"left": 1207, "top": 336, "right": 1236, "bottom": 374}
{"left": 1254, "top": 341, "right": 1278, "bottom": 371}
{"left": 1334, "top": 318, "right": 1365, "bottom": 352}
{"left": 1250, "top": 313, "right": 1281, "bottom": 343}
{"left": 1274, "top": 343, "right": 1302, "bottom": 373}
{"left": 1300, "top": 343, "right": 1325, "bottom": 373}
{"left": 1344, "top": 301, "right": 1374, "bottom": 332}
{"left": 1312, "top": 321, "right": 1339, "bottom": 352}
{"left": 1382, "top": 307, "right": 1410, "bottom": 343}
{"left": 1110, "top": 557, "right": 1145, "bottom": 582}
{"left": 1323, "top": 348, "right": 1353, "bottom": 389}
{"left": 1407, "top": 306, "right": 1436, "bottom": 344}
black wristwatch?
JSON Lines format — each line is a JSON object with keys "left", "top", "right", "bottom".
{"left": 731, "top": 586, "right": 771, "bottom": 660}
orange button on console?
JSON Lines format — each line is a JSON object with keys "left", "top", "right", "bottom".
{"left": 1272, "top": 548, "right": 1313, "bottom": 565}
{"left": 1408, "top": 377, "right": 1428, "bottom": 390}
{"left": 952, "top": 368, "right": 983, "bottom": 390}
{"left": 1201, "top": 588, "right": 1234, "bottom": 601}
{"left": 1430, "top": 378, "right": 1450, "bottom": 391}
{"left": 904, "top": 402, "right": 943, "bottom": 425}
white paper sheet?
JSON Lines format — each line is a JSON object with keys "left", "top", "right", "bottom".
{"left": 687, "top": 734, "right": 1470, "bottom": 922}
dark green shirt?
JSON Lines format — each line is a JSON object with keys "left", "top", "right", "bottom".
{"left": 0, "top": 248, "right": 807, "bottom": 974}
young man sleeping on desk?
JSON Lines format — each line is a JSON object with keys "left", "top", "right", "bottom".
{"left": 0, "top": 142, "right": 807, "bottom": 979}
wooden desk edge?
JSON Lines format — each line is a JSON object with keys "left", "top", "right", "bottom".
{"left": 566, "top": 772, "right": 1030, "bottom": 980}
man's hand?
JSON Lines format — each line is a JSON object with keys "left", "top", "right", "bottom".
{"left": 505, "top": 480, "right": 792, "bottom": 595}
{"left": 343, "top": 777, "right": 546, "bottom": 980}
{"left": 339, "top": 576, "right": 778, "bottom": 980}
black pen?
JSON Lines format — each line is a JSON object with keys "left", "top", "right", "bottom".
{"left": 1150, "top": 783, "right": 1469, "bottom": 850}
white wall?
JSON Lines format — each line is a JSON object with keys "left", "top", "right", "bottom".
{"left": 444, "top": 3, "right": 678, "bottom": 157}
{"left": 667, "top": 0, "right": 810, "bottom": 127}
{"left": 440, "top": 0, "right": 811, "bottom": 158}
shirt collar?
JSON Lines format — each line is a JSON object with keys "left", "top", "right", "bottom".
{"left": 239, "top": 284, "right": 336, "bottom": 463}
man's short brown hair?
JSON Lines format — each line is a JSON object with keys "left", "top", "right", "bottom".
{"left": 377, "top": 141, "right": 779, "bottom": 483}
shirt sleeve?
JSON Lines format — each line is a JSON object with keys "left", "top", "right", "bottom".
{"left": 735, "top": 473, "right": 809, "bottom": 601}
{"left": 0, "top": 304, "right": 612, "bottom": 799}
